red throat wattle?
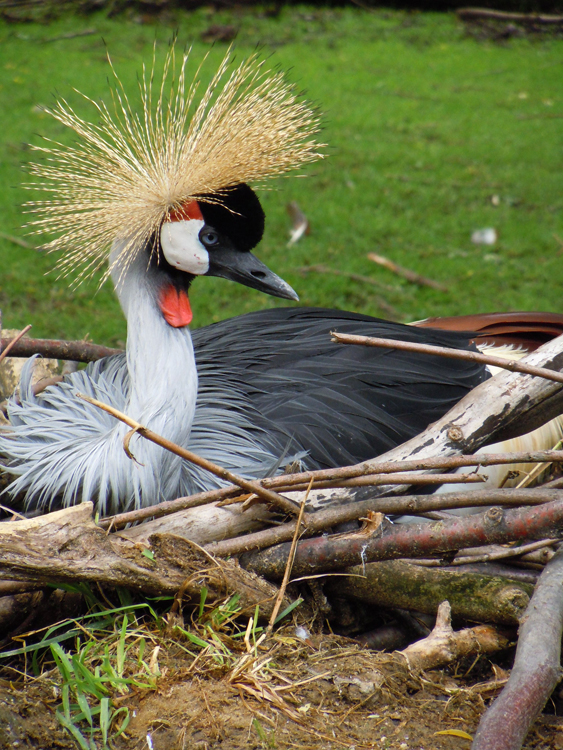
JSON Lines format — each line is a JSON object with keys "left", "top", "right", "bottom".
{"left": 158, "top": 284, "right": 193, "bottom": 328}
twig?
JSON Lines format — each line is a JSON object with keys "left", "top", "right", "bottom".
{"left": 206, "top": 488, "right": 559, "bottom": 558}
{"left": 44, "top": 28, "right": 97, "bottom": 42}
{"left": 472, "top": 546, "right": 563, "bottom": 750}
{"left": 99, "top": 485, "right": 241, "bottom": 530}
{"left": 515, "top": 440, "right": 562, "bottom": 488}
{"left": 367, "top": 252, "right": 448, "bottom": 292}
{"left": 0, "top": 336, "right": 120, "bottom": 363}
{"left": 266, "top": 480, "right": 311, "bottom": 637}
{"left": 0, "top": 232, "right": 41, "bottom": 250}
{"left": 103, "top": 449, "right": 563, "bottom": 532}
{"left": 248, "top": 471, "right": 486, "bottom": 494}
{"left": 0, "top": 325, "right": 32, "bottom": 365}
{"left": 419, "top": 538, "right": 558, "bottom": 567}
{"left": 77, "top": 393, "right": 302, "bottom": 518}
{"left": 331, "top": 331, "right": 563, "bottom": 384}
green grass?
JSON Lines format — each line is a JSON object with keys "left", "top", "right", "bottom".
{"left": 0, "top": 8, "right": 562, "bottom": 345}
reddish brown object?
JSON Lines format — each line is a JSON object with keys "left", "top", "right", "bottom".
{"left": 0, "top": 337, "right": 120, "bottom": 363}
{"left": 472, "top": 546, "right": 563, "bottom": 750}
{"left": 414, "top": 311, "right": 563, "bottom": 352}
{"left": 240, "top": 493, "right": 563, "bottom": 579}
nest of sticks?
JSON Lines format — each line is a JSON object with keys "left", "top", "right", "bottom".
{"left": 2, "top": 325, "right": 563, "bottom": 749}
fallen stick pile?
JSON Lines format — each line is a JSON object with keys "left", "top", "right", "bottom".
{"left": 2, "top": 329, "right": 563, "bottom": 750}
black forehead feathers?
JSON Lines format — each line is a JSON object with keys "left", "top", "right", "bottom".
{"left": 197, "top": 183, "right": 265, "bottom": 252}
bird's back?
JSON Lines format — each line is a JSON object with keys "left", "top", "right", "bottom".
{"left": 192, "top": 307, "right": 490, "bottom": 470}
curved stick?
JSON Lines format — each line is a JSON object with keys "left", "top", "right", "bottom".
{"left": 472, "top": 546, "right": 563, "bottom": 750}
{"left": 78, "top": 393, "right": 301, "bottom": 517}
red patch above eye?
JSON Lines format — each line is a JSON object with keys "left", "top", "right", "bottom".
{"left": 158, "top": 284, "right": 193, "bottom": 328}
{"left": 168, "top": 201, "right": 203, "bottom": 222}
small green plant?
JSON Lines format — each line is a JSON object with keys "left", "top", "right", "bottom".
{"left": 1, "top": 584, "right": 302, "bottom": 747}
{"left": 50, "top": 612, "right": 161, "bottom": 749}
{"left": 253, "top": 716, "right": 277, "bottom": 749}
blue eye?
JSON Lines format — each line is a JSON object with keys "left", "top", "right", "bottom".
{"left": 200, "top": 229, "right": 219, "bottom": 247}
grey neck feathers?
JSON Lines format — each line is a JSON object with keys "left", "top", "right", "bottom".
{"left": 108, "top": 243, "right": 198, "bottom": 502}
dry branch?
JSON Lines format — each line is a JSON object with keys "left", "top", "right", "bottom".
{"left": 104, "top": 449, "right": 563, "bottom": 531}
{"left": 289, "top": 332, "right": 563, "bottom": 511}
{"left": 400, "top": 601, "right": 511, "bottom": 672}
{"left": 0, "top": 325, "right": 32, "bottom": 365}
{"left": 0, "top": 336, "right": 120, "bottom": 363}
{"left": 240, "top": 495, "right": 563, "bottom": 579}
{"left": 331, "top": 331, "right": 563, "bottom": 384}
{"left": 325, "top": 560, "right": 531, "bottom": 625}
{"left": 79, "top": 393, "right": 301, "bottom": 517}
{"left": 472, "top": 546, "right": 563, "bottom": 750}
{"left": 0, "top": 504, "right": 291, "bottom": 620}
{"left": 367, "top": 252, "right": 448, "bottom": 292}
{"left": 204, "top": 488, "right": 558, "bottom": 558}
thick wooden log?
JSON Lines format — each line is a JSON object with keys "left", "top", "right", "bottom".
{"left": 0, "top": 504, "right": 287, "bottom": 619}
{"left": 325, "top": 560, "right": 531, "bottom": 626}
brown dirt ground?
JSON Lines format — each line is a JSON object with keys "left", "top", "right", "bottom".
{"left": 1, "top": 635, "right": 562, "bottom": 750}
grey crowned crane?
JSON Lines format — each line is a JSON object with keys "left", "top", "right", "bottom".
{"left": 1, "top": 50, "right": 562, "bottom": 515}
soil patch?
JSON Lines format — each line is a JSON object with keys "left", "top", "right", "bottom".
{"left": 1, "top": 636, "right": 563, "bottom": 749}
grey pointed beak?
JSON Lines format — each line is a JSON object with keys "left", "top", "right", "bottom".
{"left": 205, "top": 248, "right": 299, "bottom": 302}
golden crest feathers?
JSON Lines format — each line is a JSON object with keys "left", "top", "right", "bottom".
{"left": 24, "top": 45, "right": 324, "bottom": 284}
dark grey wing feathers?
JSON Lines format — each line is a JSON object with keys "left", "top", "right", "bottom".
{"left": 192, "top": 307, "right": 489, "bottom": 469}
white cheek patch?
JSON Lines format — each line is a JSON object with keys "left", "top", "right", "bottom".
{"left": 160, "top": 219, "right": 209, "bottom": 275}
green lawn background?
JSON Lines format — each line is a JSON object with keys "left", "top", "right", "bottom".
{"left": 0, "top": 7, "right": 562, "bottom": 347}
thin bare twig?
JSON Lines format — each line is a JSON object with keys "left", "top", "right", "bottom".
{"left": 415, "top": 538, "right": 558, "bottom": 567}
{"left": 331, "top": 331, "right": 563, "bottom": 384}
{"left": 102, "top": 449, "right": 563, "bottom": 531}
{"left": 98, "top": 485, "right": 241, "bottom": 530}
{"left": 0, "top": 232, "right": 41, "bottom": 250}
{"left": 266, "top": 480, "right": 311, "bottom": 636}
{"left": 251, "top": 471, "right": 485, "bottom": 494}
{"left": 367, "top": 252, "right": 448, "bottom": 292}
{"left": 44, "top": 28, "right": 97, "bottom": 42}
{"left": 77, "top": 393, "right": 302, "bottom": 517}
